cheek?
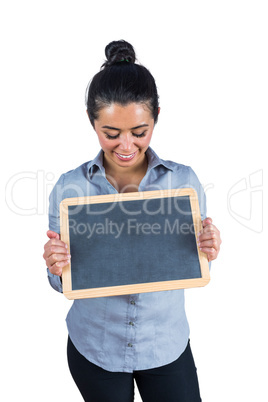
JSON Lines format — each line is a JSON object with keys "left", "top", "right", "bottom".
{"left": 97, "top": 135, "right": 115, "bottom": 150}
{"left": 140, "top": 131, "right": 153, "bottom": 147}
{"left": 131, "top": 135, "right": 153, "bottom": 152}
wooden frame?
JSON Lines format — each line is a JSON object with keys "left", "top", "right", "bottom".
{"left": 60, "top": 188, "right": 210, "bottom": 299}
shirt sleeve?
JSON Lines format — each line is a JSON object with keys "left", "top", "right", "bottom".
{"left": 187, "top": 167, "right": 207, "bottom": 221}
{"left": 46, "top": 174, "right": 65, "bottom": 293}
{"left": 48, "top": 173, "right": 65, "bottom": 233}
{"left": 187, "top": 166, "right": 212, "bottom": 270}
{"left": 47, "top": 268, "right": 63, "bottom": 293}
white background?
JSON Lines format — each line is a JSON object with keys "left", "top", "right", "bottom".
{"left": 1, "top": 1, "right": 267, "bottom": 401}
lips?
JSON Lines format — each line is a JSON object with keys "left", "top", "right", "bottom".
{"left": 115, "top": 151, "right": 137, "bottom": 161}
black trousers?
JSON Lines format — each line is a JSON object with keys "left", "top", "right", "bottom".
{"left": 67, "top": 337, "right": 202, "bottom": 402}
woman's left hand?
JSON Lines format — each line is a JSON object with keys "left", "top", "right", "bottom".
{"left": 198, "top": 218, "right": 221, "bottom": 262}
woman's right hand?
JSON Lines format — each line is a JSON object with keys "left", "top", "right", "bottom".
{"left": 43, "top": 230, "right": 71, "bottom": 276}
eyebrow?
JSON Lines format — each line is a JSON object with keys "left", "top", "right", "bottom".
{"left": 101, "top": 124, "right": 149, "bottom": 131}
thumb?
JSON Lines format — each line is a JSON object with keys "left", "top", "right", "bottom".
{"left": 202, "top": 217, "right": 213, "bottom": 228}
{"left": 47, "top": 230, "right": 60, "bottom": 240}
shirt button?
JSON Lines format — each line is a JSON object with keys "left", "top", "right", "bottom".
{"left": 129, "top": 321, "right": 134, "bottom": 326}
{"left": 128, "top": 343, "right": 133, "bottom": 347}
{"left": 130, "top": 300, "right": 136, "bottom": 305}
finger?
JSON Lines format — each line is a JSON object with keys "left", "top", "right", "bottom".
{"left": 197, "top": 228, "right": 215, "bottom": 243}
{"left": 201, "top": 227, "right": 221, "bottom": 248}
{"left": 43, "top": 244, "right": 69, "bottom": 260}
{"left": 198, "top": 223, "right": 214, "bottom": 239}
{"left": 46, "top": 252, "right": 71, "bottom": 268}
{"left": 202, "top": 224, "right": 216, "bottom": 234}
{"left": 199, "top": 247, "right": 217, "bottom": 262}
{"left": 198, "top": 231, "right": 217, "bottom": 243}
{"left": 47, "top": 230, "right": 60, "bottom": 240}
{"left": 44, "top": 237, "right": 68, "bottom": 252}
{"left": 49, "top": 259, "right": 70, "bottom": 276}
{"left": 198, "top": 239, "right": 218, "bottom": 250}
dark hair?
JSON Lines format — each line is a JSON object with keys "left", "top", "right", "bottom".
{"left": 85, "top": 40, "right": 159, "bottom": 127}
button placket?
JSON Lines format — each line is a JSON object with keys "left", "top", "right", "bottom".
{"left": 125, "top": 296, "right": 137, "bottom": 358}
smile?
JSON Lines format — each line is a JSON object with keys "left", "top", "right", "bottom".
{"left": 115, "top": 151, "right": 137, "bottom": 161}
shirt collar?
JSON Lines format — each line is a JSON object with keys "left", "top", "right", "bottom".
{"left": 87, "top": 146, "right": 174, "bottom": 179}
{"left": 87, "top": 148, "right": 105, "bottom": 177}
{"left": 145, "top": 147, "right": 175, "bottom": 172}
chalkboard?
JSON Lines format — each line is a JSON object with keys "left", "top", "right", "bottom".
{"left": 60, "top": 188, "right": 210, "bottom": 299}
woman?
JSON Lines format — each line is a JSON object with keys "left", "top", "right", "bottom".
{"left": 44, "top": 40, "right": 221, "bottom": 402}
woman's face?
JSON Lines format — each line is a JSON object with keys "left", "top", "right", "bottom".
{"left": 93, "top": 103, "right": 157, "bottom": 171}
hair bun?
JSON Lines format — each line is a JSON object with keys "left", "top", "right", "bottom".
{"left": 102, "top": 40, "right": 136, "bottom": 67}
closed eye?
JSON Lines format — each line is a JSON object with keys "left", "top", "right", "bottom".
{"left": 105, "top": 131, "right": 147, "bottom": 140}
{"left": 105, "top": 133, "right": 120, "bottom": 139}
{"left": 132, "top": 131, "right": 146, "bottom": 138}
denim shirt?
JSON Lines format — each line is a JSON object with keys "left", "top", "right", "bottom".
{"left": 47, "top": 147, "right": 207, "bottom": 373}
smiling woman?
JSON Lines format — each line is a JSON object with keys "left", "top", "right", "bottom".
{"left": 85, "top": 40, "right": 160, "bottom": 192}
{"left": 43, "top": 39, "right": 221, "bottom": 402}
{"left": 93, "top": 103, "right": 156, "bottom": 191}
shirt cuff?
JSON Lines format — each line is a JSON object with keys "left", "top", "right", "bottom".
{"left": 47, "top": 268, "right": 63, "bottom": 293}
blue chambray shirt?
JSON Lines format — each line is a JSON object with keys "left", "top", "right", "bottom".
{"left": 47, "top": 147, "right": 207, "bottom": 373}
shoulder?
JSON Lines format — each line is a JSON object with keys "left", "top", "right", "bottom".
{"left": 154, "top": 151, "right": 204, "bottom": 194}
{"left": 162, "top": 158, "right": 191, "bottom": 172}
{"left": 148, "top": 147, "right": 194, "bottom": 175}
{"left": 57, "top": 161, "right": 91, "bottom": 185}
{"left": 159, "top": 155, "right": 198, "bottom": 180}
{"left": 49, "top": 160, "right": 92, "bottom": 202}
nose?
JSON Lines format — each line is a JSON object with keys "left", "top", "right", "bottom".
{"left": 119, "top": 133, "right": 133, "bottom": 151}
